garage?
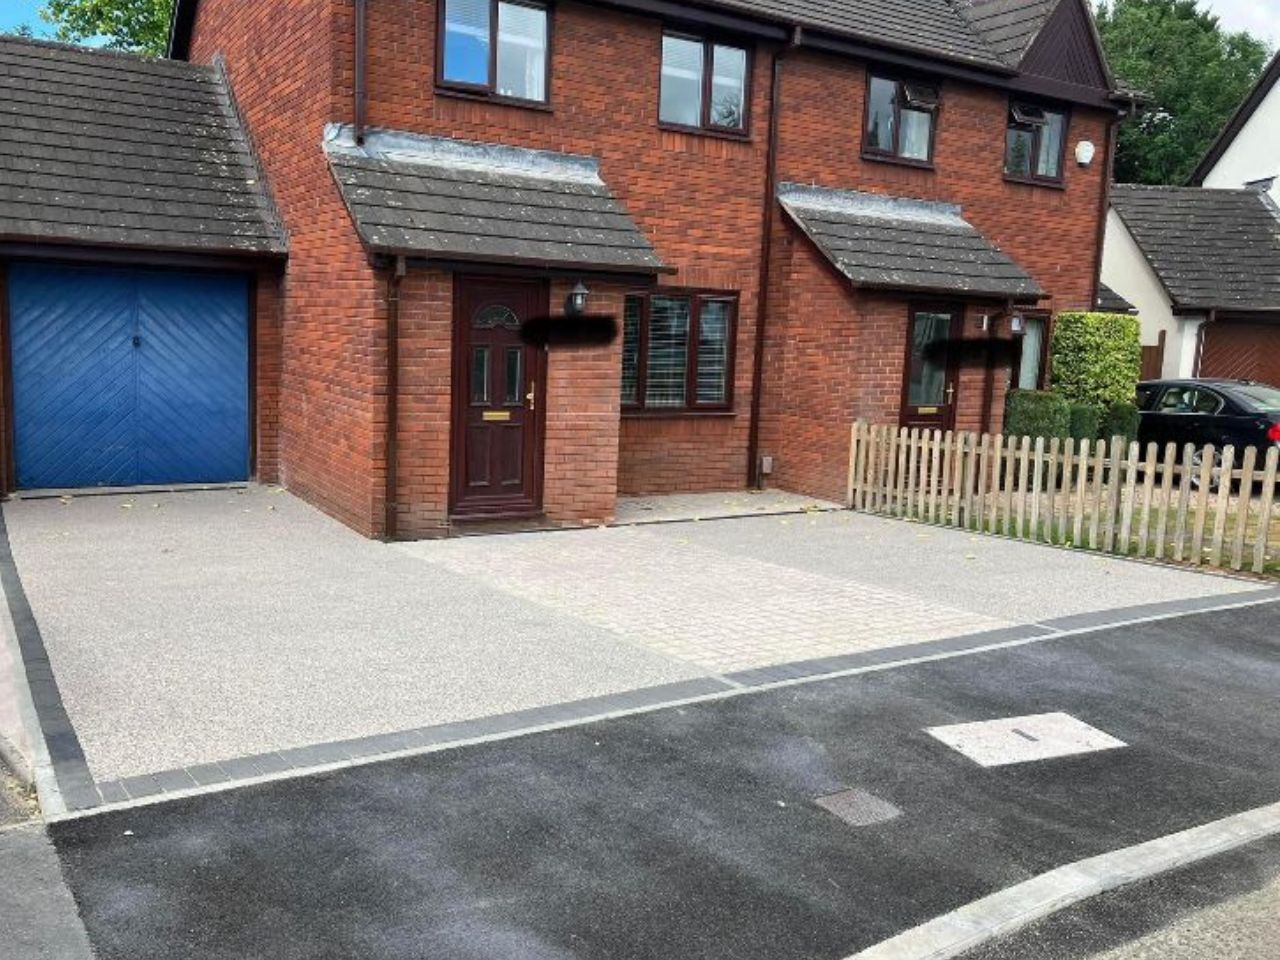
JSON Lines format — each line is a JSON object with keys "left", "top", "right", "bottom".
{"left": 8, "top": 264, "right": 251, "bottom": 490}
{"left": 1199, "top": 321, "right": 1280, "bottom": 386}
{"left": 0, "top": 37, "right": 286, "bottom": 495}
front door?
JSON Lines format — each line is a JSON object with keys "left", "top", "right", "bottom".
{"left": 901, "top": 306, "right": 963, "bottom": 431}
{"left": 451, "top": 277, "right": 546, "bottom": 518}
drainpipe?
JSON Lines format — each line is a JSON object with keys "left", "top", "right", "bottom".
{"left": 746, "top": 27, "right": 801, "bottom": 489}
{"left": 384, "top": 255, "right": 406, "bottom": 541}
{"left": 1090, "top": 109, "right": 1123, "bottom": 309}
{"left": 354, "top": 0, "right": 368, "bottom": 145}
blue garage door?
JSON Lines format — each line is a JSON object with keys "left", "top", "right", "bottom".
{"left": 9, "top": 264, "right": 250, "bottom": 489}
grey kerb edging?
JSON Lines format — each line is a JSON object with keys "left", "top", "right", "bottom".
{"left": 25, "top": 585, "right": 1277, "bottom": 820}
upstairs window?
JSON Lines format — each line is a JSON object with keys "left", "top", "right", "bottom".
{"left": 864, "top": 74, "right": 939, "bottom": 164}
{"left": 659, "top": 34, "right": 750, "bottom": 134}
{"left": 1005, "top": 102, "right": 1067, "bottom": 183}
{"left": 622, "top": 292, "right": 736, "bottom": 411}
{"left": 439, "top": 0, "right": 549, "bottom": 104}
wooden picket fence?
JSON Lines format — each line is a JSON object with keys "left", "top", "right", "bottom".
{"left": 846, "top": 422, "right": 1280, "bottom": 576}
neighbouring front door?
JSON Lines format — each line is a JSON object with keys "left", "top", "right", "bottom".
{"left": 451, "top": 277, "right": 546, "bottom": 518}
{"left": 901, "top": 306, "right": 963, "bottom": 431}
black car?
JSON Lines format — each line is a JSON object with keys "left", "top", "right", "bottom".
{"left": 1136, "top": 379, "right": 1280, "bottom": 474}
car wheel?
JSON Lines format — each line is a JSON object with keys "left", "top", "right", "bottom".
{"left": 1189, "top": 448, "right": 1224, "bottom": 490}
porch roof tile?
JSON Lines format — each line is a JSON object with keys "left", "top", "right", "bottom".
{"left": 778, "top": 182, "right": 1044, "bottom": 302}
{"left": 324, "top": 126, "right": 670, "bottom": 276}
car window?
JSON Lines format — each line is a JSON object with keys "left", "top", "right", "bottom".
{"left": 1227, "top": 383, "right": 1280, "bottom": 412}
{"left": 1135, "top": 384, "right": 1160, "bottom": 410}
{"left": 1157, "top": 387, "right": 1223, "bottom": 415}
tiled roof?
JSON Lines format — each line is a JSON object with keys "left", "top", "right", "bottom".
{"left": 1096, "top": 282, "right": 1136, "bottom": 314}
{"left": 1110, "top": 185, "right": 1280, "bottom": 312}
{"left": 325, "top": 126, "right": 669, "bottom": 275}
{"left": 952, "top": 0, "right": 1057, "bottom": 64}
{"left": 709, "top": 0, "right": 1006, "bottom": 68}
{"left": 778, "top": 183, "right": 1043, "bottom": 301}
{"left": 0, "top": 37, "right": 285, "bottom": 256}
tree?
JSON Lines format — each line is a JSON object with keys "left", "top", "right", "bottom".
{"left": 1096, "top": 0, "right": 1271, "bottom": 185}
{"left": 40, "top": 0, "right": 173, "bottom": 55}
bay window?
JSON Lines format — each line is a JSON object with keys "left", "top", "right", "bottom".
{"left": 439, "top": 0, "right": 549, "bottom": 104}
{"left": 622, "top": 292, "right": 736, "bottom": 411}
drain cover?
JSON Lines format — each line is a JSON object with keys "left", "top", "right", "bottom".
{"left": 926, "top": 712, "right": 1127, "bottom": 768}
{"left": 815, "top": 788, "right": 902, "bottom": 827}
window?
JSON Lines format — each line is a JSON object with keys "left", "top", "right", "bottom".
{"left": 659, "top": 34, "right": 749, "bottom": 133}
{"left": 1005, "top": 102, "right": 1067, "bottom": 183}
{"left": 621, "top": 292, "right": 736, "bottom": 411}
{"left": 439, "top": 0, "right": 548, "bottom": 103}
{"left": 1015, "top": 314, "right": 1048, "bottom": 390}
{"left": 1156, "top": 387, "right": 1224, "bottom": 415}
{"left": 864, "top": 74, "right": 939, "bottom": 164}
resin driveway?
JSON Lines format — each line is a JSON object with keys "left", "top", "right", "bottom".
{"left": 1, "top": 487, "right": 1267, "bottom": 810}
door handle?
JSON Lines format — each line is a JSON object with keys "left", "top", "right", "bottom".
{"left": 945, "top": 383, "right": 955, "bottom": 405}
{"left": 526, "top": 382, "right": 536, "bottom": 412}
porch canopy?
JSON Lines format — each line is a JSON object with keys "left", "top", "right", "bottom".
{"left": 777, "top": 182, "right": 1043, "bottom": 302}
{"left": 325, "top": 125, "right": 670, "bottom": 276}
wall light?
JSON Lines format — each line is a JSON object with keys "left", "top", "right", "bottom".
{"left": 566, "top": 281, "right": 591, "bottom": 317}
{"left": 1075, "top": 140, "right": 1096, "bottom": 167}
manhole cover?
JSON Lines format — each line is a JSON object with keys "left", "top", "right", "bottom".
{"left": 926, "top": 712, "right": 1127, "bottom": 768}
{"left": 815, "top": 788, "right": 902, "bottom": 827}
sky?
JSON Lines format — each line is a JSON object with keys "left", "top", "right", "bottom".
{"left": 0, "top": 0, "right": 1275, "bottom": 45}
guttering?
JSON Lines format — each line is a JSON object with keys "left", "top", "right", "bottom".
{"left": 384, "top": 255, "right": 407, "bottom": 541}
{"left": 1090, "top": 111, "right": 1121, "bottom": 311}
{"left": 354, "top": 0, "right": 368, "bottom": 145}
{"left": 746, "top": 27, "right": 800, "bottom": 489}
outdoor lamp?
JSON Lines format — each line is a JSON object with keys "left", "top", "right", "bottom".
{"left": 1010, "top": 314, "right": 1026, "bottom": 335}
{"left": 1075, "top": 140, "right": 1096, "bottom": 167}
{"left": 567, "top": 281, "right": 591, "bottom": 316}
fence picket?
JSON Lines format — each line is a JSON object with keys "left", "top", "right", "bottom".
{"left": 1136, "top": 443, "right": 1158, "bottom": 557}
{"left": 894, "top": 428, "right": 909, "bottom": 517}
{"left": 1173, "top": 443, "right": 1196, "bottom": 562}
{"left": 1101, "top": 437, "right": 1121, "bottom": 553}
{"left": 905, "top": 429, "right": 920, "bottom": 520}
{"left": 1254, "top": 447, "right": 1278, "bottom": 574}
{"left": 1208, "top": 445, "right": 1235, "bottom": 568}
{"left": 938, "top": 431, "right": 954, "bottom": 525}
{"left": 1088, "top": 441, "right": 1106, "bottom": 550}
{"left": 1189, "top": 445, "right": 1216, "bottom": 566}
{"left": 1056, "top": 439, "right": 1073, "bottom": 545}
{"left": 925, "top": 431, "right": 940, "bottom": 523}
{"left": 1117, "top": 441, "right": 1140, "bottom": 555}
{"left": 1029, "top": 437, "right": 1045, "bottom": 543}
{"left": 1231, "top": 446, "right": 1257, "bottom": 571}
{"left": 1072, "top": 438, "right": 1090, "bottom": 547}
{"left": 952, "top": 432, "right": 969, "bottom": 527}
{"left": 1154, "top": 443, "right": 1177, "bottom": 561}
{"left": 976, "top": 434, "right": 992, "bottom": 531}
{"left": 846, "top": 422, "right": 861, "bottom": 509}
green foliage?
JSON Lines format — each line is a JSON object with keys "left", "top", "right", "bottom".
{"left": 1101, "top": 400, "right": 1141, "bottom": 443}
{"left": 1, "top": 24, "right": 36, "bottom": 38}
{"left": 1068, "top": 403, "right": 1104, "bottom": 443}
{"left": 1096, "top": 0, "right": 1271, "bottom": 185}
{"left": 1004, "top": 390, "right": 1071, "bottom": 440}
{"left": 1051, "top": 312, "right": 1142, "bottom": 409}
{"left": 40, "top": 0, "right": 173, "bottom": 54}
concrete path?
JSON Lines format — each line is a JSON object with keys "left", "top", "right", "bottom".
{"left": 0, "top": 824, "right": 94, "bottom": 960}
{"left": 46, "top": 602, "right": 1280, "bottom": 960}
{"left": 2, "top": 488, "right": 1265, "bottom": 811}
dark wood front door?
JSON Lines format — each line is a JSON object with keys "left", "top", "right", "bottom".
{"left": 901, "top": 305, "right": 963, "bottom": 431}
{"left": 451, "top": 277, "right": 546, "bottom": 518}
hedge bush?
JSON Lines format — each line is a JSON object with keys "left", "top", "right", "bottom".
{"left": 1050, "top": 312, "right": 1142, "bottom": 408}
{"left": 1101, "top": 400, "right": 1140, "bottom": 444}
{"left": 1004, "top": 390, "right": 1070, "bottom": 440}
{"left": 1068, "top": 403, "right": 1102, "bottom": 444}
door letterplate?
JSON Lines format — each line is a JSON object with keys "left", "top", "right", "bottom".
{"left": 483, "top": 411, "right": 512, "bottom": 423}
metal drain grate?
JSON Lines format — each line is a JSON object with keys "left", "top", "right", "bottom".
{"left": 815, "top": 788, "right": 902, "bottom": 827}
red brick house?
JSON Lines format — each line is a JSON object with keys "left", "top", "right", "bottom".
{"left": 0, "top": 0, "right": 1128, "bottom": 537}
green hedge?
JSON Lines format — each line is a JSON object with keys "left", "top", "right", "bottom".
{"left": 1005, "top": 390, "right": 1070, "bottom": 440}
{"left": 1101, "top": 400, "right": 1140, "bottom": 443}
{"left": 1051, "top": 312, "right": 1142, "bottom": 408}
{"left": 1068, "top": 403, "right": 1102, "bottom": 443}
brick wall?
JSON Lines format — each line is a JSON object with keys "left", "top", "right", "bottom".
{"left": 252, "top": 269, "right": 284, "bottom": 484}
{"left": 339, "top": 0, "right": 773, "bottom": 497}
{"left": 191, "top": 0, "right": 388, "bottom": 538}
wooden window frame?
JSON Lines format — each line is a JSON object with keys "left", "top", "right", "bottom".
{"left": 861, "top": 71, "right": 940, "bottom": 169}
{"left": 622, "top": 289, "right": 738, "bottom": 416}
{"left": 1004, "top": 100, "right": 1070, "bottom": 188}
{"left": 436, "top": 0, "right": 553, "bottom": 108}
{"left": 657, "top": 31, "right": 753, "bottom": 139}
